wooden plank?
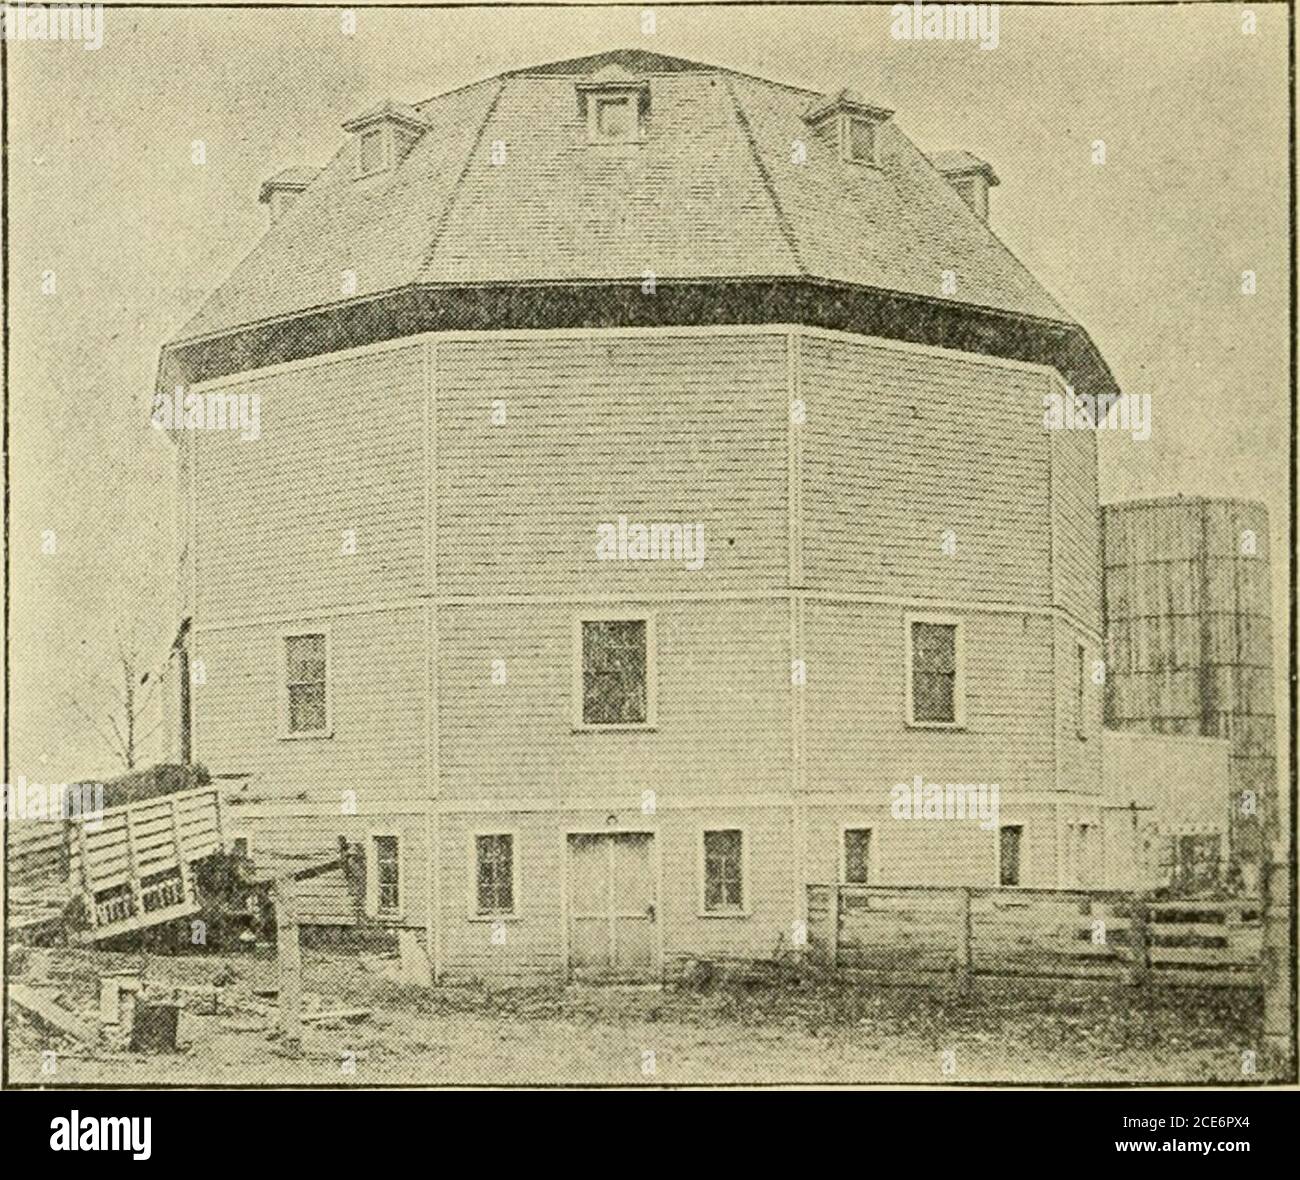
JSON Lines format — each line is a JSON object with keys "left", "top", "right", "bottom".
{"left": 10, "top": 984, "right": 95, "bottom": 1043}
{"left": 827, "top": 884, "right": 840, "bottom": 967}
{"left": 1152, "top": 969, "right": 1260, "bottom": 988}
{"left": 1128, "top": 898, "right": 1151, "bottom": 985}
{"left": 74, "top": 818, "right": 96, "bottom": 928}
{"left": 80, "top": 848, "right": 131, "bottom": 874}
{"left": 77, "top": 899, "right": 201, "bottom": 944}
{"left": 274, "top": 878, "right": 303, "bottom": 1057}
{"left": 1150, "top": 946, "right": 1256, "bottom": 967}
{"left": 300, "top": 1008, "right": 372, "bottom": 1025}
{"left": 169, "top": 796, "right": 195, "bottom": 905}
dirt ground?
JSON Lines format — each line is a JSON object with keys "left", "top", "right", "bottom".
{"left": 6, "top": 945, "right": 1269, "bottom": 1086}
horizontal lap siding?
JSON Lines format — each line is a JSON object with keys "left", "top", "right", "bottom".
{"left": 438, "top": 808, "right": 796, "bottom": 981}
{"left": 437, "top": 600, "right": 791, "bottom": 802}
{"left": 195, "top": 346, "right": 424, "bottom": 625}
{"left": 194, "top": 609, "right": 428, "bottom": 805}
{"left": 230, "top": 813, "right": 430, "bottom": 928}
{"left": 803, "top": 803, "right": 1058, "bottom": 889}
{"left": 1052, "top": 424, "right": 1102, "bottom": 629}
{"left": 802, "top": 601, "right": 1055, "bottom": 800}
{"left": 799, "top": 334, "right": 1051, "bottom": 602}
{"left": 440, "top": 813, "right": 565, "bottom": 982}
{"left": 1055, "top": 617, "right": 1105, "bottom": 799}
{"left": 659, "top": 807, "right": 796, "bottom": 968}
{"left": 435, "top": 334, "right": 788, "bottom": 595}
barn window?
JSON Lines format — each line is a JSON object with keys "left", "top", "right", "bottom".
{"left": 843, "top": 828, "right": 873, "bottom": 884}
{"left": 906, "top": 615, "right": 962, "bottom": 726}
{"left": 281, "top": 630, "right": 330, "bottom": 737}
{"left": 475, "top": 833, "right": 516, "bottom": 916}
{"left": 998, "top": 824, "right": 1023, "bottom": 887}
{"left": 576, "top": 616, "right": 654, "bottom": 728}
{"left": 702, "top": 829, "right": 745, "bottom": 914}
{"left": 370, "top": 834, "right": 401, "bottom": 916}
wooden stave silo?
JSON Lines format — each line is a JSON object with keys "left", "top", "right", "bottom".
{"left": 1101, "top": 496, "right": 1276, "bottom": 879}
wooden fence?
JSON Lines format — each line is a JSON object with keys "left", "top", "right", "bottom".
{"left": 807, "top": 884, "right": 1262, "bottom": 988}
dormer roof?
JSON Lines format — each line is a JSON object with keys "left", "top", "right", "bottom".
{"left": 802, "top": 88, "right": 894, "bottom": 126}
{"left": 341, "top": 99, "right": 429, "bottom": 134}
{"left": 929, "top": 149, "right": 1001, "bottom": 187}
{"left": 257, "top": 165, "right": 320, "bottom": 205}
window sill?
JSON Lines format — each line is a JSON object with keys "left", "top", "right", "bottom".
{"left": 697, "top": 909, "right": 750, "bottom": 920}
{"left": 367, "top": 911, "right": 406, "bottom": 924}
{"left": 469, "top": 913, "right": 521, "bottom": 923}
{"left": 905, "top": 721, "right": 965, "bottom": 732}
{"left": 277, "top": 729, "right": 335, "bottom": 741}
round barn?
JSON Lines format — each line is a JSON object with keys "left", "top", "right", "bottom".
{"left": 158, "top": 49, "right": 1124, "bottom": 982}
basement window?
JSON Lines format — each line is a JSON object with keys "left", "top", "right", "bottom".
{"left": 474, "top": 833, "right": 517, "bottom": 918}
{"left": 280, "top": 630, "right": 330, "bottom": 738}
{"left": 842, "top": 827, "right": 873, "bottom": 885}
{"left": 368, "top": 833, "right": 401, "bottom": 917}
{"left": 998, "top": 824, "right": 1023, "bottom": 887}
{"left": 575, "top": 616, "right": 655, "bottom": 728}
{"left": 905, "top": 614, "right": 963, "bottom": 727}
{"left": 701, "top": 829, "right": 746, "bottom": 915}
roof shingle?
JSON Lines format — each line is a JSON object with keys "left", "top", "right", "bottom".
{"left": 174, "top": 49, "right": 1075, "bottom": 344}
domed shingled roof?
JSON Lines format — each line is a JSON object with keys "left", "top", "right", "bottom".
{"left": 166, "top": 49, "right": 1112, "bottom": 395}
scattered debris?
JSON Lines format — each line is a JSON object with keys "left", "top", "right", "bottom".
{"left": 300, "top": 1007, "right": 372, "bottom": 1026}
{"left": 11, "top": 982, "right": 96, "bottom": 1044}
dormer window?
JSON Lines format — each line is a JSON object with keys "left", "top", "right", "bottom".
{"left": 803, "top": 89, "right": 893, "bottom": 168}
{"left": 258, "top": 166, "right": 320, "bottom": 226}
{"left": 359, "top": 128, "right": 386, "bottom": 175}
{"left": 847, "top": 116, "right": 876, "bottom": 164}
{"left": 595, "top": 96, "right": 635, "bottom": 140}
{"left": 576, "top": 65, "right": 650, "bottom": 144}
{"left": 928, "top": 151, "right": 1001, "bottom": 223}
{"left": 342, "top": 99, "right": 429, "bottom": 179}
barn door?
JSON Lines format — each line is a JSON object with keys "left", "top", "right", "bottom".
{"left": 567, "top": 833, "right": 657, "bottom": 981}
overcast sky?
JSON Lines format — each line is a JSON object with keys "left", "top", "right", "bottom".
{"left": 5, "top": 3, "right": 1291, "bottom": 790}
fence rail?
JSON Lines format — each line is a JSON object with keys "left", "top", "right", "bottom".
{"left": 807, "top": 884, "right": 1261, "bottom": 988}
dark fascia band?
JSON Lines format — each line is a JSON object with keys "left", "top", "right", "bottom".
{"left": 158, "top": 279, "right": 1116, "bottom": 398}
